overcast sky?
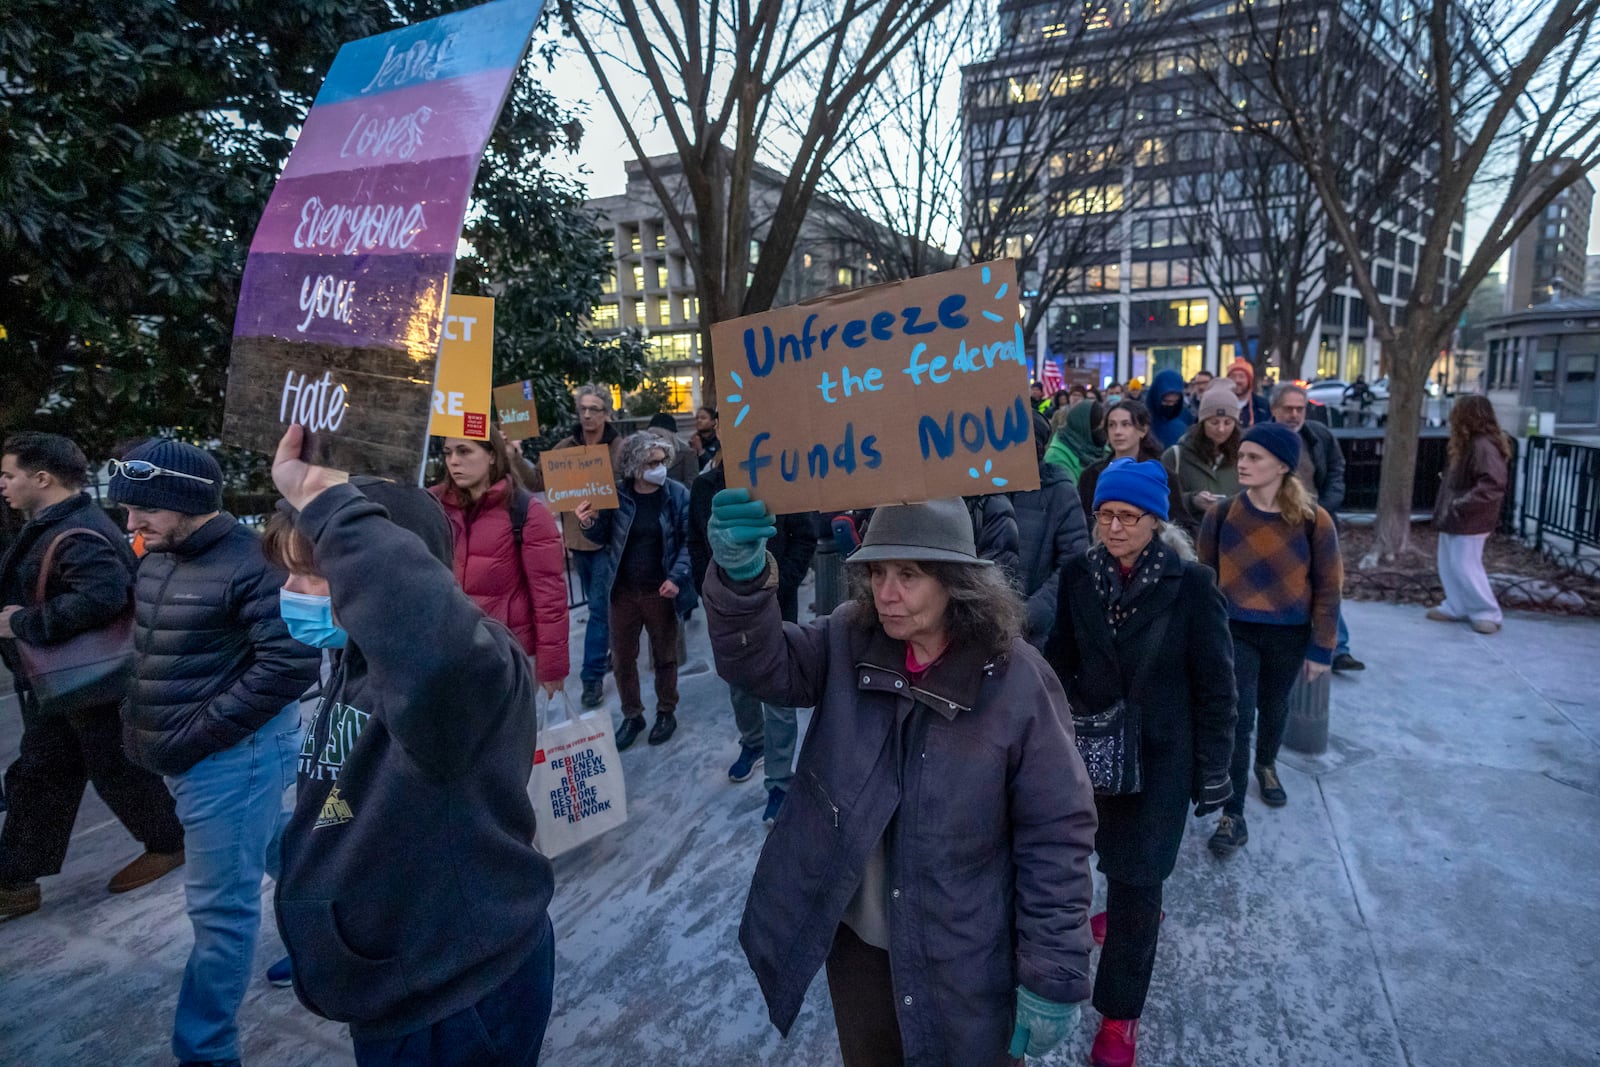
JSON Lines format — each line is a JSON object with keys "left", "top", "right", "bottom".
{"left": 538, "top": 34, "right": 1600, "bottom": 264}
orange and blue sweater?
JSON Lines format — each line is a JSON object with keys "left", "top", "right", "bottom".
{"left": 1197, "top": 493, "right": 1343, "bottom": 663}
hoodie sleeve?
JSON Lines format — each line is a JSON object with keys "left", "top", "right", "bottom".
{"left": 298, "top": 483, "right": 526, "bottom": 780}
{"left": 519, "top": 496, "right": 570, "bottom": 684}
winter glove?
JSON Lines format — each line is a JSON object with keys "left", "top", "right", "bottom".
{"left": 1007, "top": 985, "right": 1080, "bottom": 1059}
{"left": 708, "top": 487, "right": 777, "bottom": 583}
{"left": 1194, "top": 774, "right": 1232, "bottom": 817}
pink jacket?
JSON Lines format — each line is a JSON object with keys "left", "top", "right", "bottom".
{"left": 428, "top": 478, "right": 570, "bottom": 683}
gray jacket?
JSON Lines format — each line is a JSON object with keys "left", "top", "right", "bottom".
{"left": 1298, "top": 420, "right": 1345, "bottom": 513}
{"left": 704, "top": 561, "right": 1096, "bottom": 1066}
{"left": 1010, "top": 464, "right": 1090, "bottom": 646}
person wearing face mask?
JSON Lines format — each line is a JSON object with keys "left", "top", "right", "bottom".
{"left": 108, "top": 438, "right": 321, "bottom": 1067}
{"left": 428, "top": 432, "right": 570, "bottom": 697}
{"left": 574, "top": 433, "right": 693, "bottom": 750}
{"left": 1077, "top": 400, "right": 1165, "bottom": 520}
{"left": 261, "top": 432, "right": 558, "bottom": 1067}
{"left": 1146, "top": 369, "right": 1194, "bottom": 449}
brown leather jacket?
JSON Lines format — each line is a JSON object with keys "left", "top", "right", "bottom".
{"left": 1434, "top": 434, "right": 1508, "bottom": 536}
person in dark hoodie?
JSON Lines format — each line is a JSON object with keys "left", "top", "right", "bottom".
{"left": 1010, "top": 413, "right": 1090, "bottom": 648}
{"left": 265, "top": 426, "right": 555, "bottom": 1067}
{"left": 1146, "top": 368, "right": 1194, "bottom": 449}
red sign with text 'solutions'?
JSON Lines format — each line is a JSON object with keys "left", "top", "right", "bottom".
{"left": 221, "top": 0, "right": 543, "bottom": 481}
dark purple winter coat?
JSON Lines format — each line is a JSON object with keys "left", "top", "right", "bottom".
{"left": 703, "top": 560, "right": 1097, "bottom": 1067}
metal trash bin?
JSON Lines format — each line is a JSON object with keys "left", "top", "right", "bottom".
{"left": 1282, "top": 670, "right": 1331, "bottom": 755}
{"left": 812, "top": 541, "right": 848, "bottom": 618}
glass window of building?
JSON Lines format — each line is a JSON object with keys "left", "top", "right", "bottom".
{"left": 682, "top": 296, "right": 699, "bottom": 320}
{"left": 632, "top": 299, "right": 646, "bottom": 328}
{"left": 657, "top": 297, "right": 672, "bottom": 325}
{"left": 601, "top": 272, "right": 616, "bottom": 295}
{"left": 656, "top": 261, "right": 670, "bottom": 289}
{"left": 629, "top": 229, "right": 642, "bottom": 253}
{"left": 631, "top": 264, "right": 645, "bottom": 291}
{"left": 591, "top": 303, "right": 620, "bottom": 330}
{"left": 655, "top": 232, "right": 667, "bottom": 250}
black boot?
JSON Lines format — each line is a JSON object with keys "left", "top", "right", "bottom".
{"left": 648, "top": 712, "right": 678, "bottom": 746}
{"left": 616, "top": 716, "right": 647, "bottom": 750}
{"left": 581, "top": 680, "right": 604, "bottom": 709}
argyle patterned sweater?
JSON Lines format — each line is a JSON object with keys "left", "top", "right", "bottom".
{"left": 1197, "top": 493, "right": 1343, "bottom": 663}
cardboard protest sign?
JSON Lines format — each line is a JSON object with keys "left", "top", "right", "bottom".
{"left": 539, "top": 445, "right": 619, "bottom": 513}
{"left": 428, "top": 294, "right": 494, "bottom": 439}
{"left": 221, "top": 0, "right": 544, "bottom": 481}
{"left": 494, "top": 380, "right": 540, "bottom": 440}
{"left": 710, "top": 260, "right": 1040, "bottom": 514}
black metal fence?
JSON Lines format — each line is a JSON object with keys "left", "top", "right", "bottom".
{"left": 1519, "top": 436, "right": 1600, "bottom": 553}
{"left": 1335, "top": 428, "right": 1519, "bottom": 533}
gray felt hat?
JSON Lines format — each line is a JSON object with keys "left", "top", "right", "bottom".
{"left": 847, "top": 498, "right": 992, "bottom": 566}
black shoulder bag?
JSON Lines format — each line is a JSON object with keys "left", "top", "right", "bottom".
{"left": 1072, "top": 610, "right": 1173, "bottom": 796}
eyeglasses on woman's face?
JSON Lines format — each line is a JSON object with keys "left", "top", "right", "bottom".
{"left": 1094, "top": 507, "right": 1147, "bottom": 529}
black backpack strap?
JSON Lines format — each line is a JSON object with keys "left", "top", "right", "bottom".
{"left": 509, "top": 487, "right": 531, "bottom": 551}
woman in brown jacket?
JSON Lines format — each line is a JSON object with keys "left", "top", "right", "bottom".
{"left": 1427, "top": 396, "right": 1510, "bottom": 634}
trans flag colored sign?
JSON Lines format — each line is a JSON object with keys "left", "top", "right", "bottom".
{"left": 222, "top": 0, "right": 543, "bottom": 481}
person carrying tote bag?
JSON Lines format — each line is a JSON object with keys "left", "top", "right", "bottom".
{"left": 1045, "top": 458, "right": 1236, "bottom": 1067}
{"left": 13, "top": 528, "right": 137, "bottom": 714}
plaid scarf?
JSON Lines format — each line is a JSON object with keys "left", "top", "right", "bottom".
{"left": 1087, "top": 538, "right": 1169, "bottom": 631}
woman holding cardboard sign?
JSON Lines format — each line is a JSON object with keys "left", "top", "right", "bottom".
{"left": 575, "top": 433, "right": 692, "bottom": 750}
{"left": 429, "top": 430, "right": 569, "bottom": 697}
{"left": 702, "top": 490, "right": 1096, "bottom": 1066}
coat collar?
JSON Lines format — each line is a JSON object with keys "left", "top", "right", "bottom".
{"left": 169, "top": 513, "right": 236, "bottom": 560}
{"left": 1109, "top": 547, "right": 1185, "bottom": 647}
{"left": 24, "top": 491, "right": 93, "bottom": 530}
{"left": 855, "top": 623, "right": 1004, "bottom": 720}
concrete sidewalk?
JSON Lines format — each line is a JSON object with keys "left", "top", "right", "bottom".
{"left": 1, "top": 598, "right": 1596, "bottom": 1066}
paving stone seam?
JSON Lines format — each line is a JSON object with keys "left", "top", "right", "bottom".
{"left": 1313, "top": 775, "right": 1414, "bottom": 1067}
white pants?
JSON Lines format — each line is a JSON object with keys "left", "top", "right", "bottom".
{"left": 1436, "top": 532, "right": 1502, "bottom": 623}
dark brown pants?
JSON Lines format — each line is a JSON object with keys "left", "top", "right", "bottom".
{"left": 609, "top": 584, "right": 678, "bottom": 719}
{"left": 825, "top": 923, "right": 905, "bottom": 1066}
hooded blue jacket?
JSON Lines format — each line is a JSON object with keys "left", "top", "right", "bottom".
{"left": 1148, "top": 369, "right": 1194, "bottom": 449}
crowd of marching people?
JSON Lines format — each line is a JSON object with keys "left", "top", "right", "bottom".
{"left": 0, "top": 367, "right": 1513, "bottom": 1067}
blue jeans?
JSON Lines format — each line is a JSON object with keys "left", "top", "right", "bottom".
{"left": 572, "top": 549, "right": 613, "bottom": 685}
{"left": 164, "top": 702, "right": 303, "bottom": 1064}
{"left": 1335, "top": 610, "right": 1351, "bottom": 658}
{"left": 351, "top": 917, "right": 555, "bottom": 1067}
{"left": 730, "top": 685, "right": 797, "bottom": 793}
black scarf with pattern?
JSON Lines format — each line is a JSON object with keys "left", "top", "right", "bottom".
{"left": 1087, "top": 537, "right": 1170, "bottom": 631}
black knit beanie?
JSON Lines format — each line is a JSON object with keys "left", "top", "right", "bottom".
{"left": 108, "top": 439, "right": 224, "bottom": 515}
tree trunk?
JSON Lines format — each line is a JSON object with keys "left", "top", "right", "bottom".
{"left": 1367, "top": 332, "right": 1435, "bottom": 564}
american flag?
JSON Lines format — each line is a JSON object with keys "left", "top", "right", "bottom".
{"left": 1041, "top": 355, "right": 1066, "bottom": 395}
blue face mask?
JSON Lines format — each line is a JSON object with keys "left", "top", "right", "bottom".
{"left": 279, "top": 589, "right": 348, "bottom": 649}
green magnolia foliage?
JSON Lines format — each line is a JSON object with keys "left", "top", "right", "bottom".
{"left": 0, "top": 0, "right": 640, "bottom": 462}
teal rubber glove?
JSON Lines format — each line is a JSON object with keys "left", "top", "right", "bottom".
{"left": 708, "top": 487, "right": 777, "bottom": 582}
{"left": 1007, "top": 985, "right": 1081, "bottom": 1059}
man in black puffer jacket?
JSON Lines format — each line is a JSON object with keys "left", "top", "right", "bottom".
{"left": 109, "top": 438, "right": 319, "bottom": 1067}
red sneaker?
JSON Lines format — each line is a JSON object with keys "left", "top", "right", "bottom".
{"left": 1090, "top": 1017, "right": 1139, "bottom": 1067}
{"left": 1089, "top": 909, "right": 1164, "bottom": 947}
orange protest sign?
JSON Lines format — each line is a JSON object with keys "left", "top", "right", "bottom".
{"left": 428, "top": 295, "right": 494, "bottom": 439}
{"left": 539, "top": 445, "right": 619, "bottom": 513}
{"left": 710, "top": 260, "right": 1039, "bottom": 514}
{"left": 494, "top": 380, "right": 540, "bottom": 441}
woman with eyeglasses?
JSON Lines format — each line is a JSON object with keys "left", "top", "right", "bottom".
{"left": 1197, "top": 423, "right": 1342, "bottom": 858}
{"left": 428, "top": 429, "right": 569, "bottom": 699}
{"left": 1045, "top": 459, "right": 1236, "bottom": 1067}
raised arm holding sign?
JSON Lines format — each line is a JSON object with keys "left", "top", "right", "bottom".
{"left": 710, "top": 260, "right": 1039, "bottom": 515}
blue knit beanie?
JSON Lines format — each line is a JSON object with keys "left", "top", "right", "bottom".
{"left": 108, "top": 438, "right": 224, "bottom": 515}
{"left": 1093, "top": 458, "right": 1170, "bottom": 521}
{"left": 1243, "top": 422, "right": 1302, "bottom": 473}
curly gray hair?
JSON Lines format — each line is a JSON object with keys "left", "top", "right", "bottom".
{"left": 616, "top": 431, "right": 672, "bottom": 479}
{"left": 847, "top": 558, "right": 1025, "bottom": 657}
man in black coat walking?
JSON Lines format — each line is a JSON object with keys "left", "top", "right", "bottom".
{"left": 0, "top": 433, "right": 185, "bottom": 921}
{"left": 110, "top": 438, "right": 320, "bottom": 1067}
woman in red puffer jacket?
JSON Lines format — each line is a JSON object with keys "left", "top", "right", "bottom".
{"left": 429, "top": 430, "right": 570, "bottom": 695}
